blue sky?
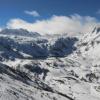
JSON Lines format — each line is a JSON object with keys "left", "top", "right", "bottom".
{"left": 0, "top": 0, "right": 100, "bottom": 25}
{"left": 0, "top": 0, "right": 100, "bottom": 34}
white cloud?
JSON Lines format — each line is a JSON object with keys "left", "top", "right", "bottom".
{"left": 0, "top": 28, "right": 2, "bottom": 32}
{"left": 96, "top": 9, "right": 100, "bottom": 14}
{"left": 7, "top": 14, "right": 100, "bottom": 35}
{"left": 25, "top": 10, "right": 40, "bottom": 17}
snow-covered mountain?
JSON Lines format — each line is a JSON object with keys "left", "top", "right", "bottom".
{"left": 0, "top": 28, "right": 100, "bottom": 100}
{"left": 0, "top": 28, "right": 40, "bottom": 37}
{"left": 77, "top": 26, "right": 100, "bottom": 64}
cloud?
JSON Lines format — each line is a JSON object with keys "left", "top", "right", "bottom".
{"left": 25, "top": 10, "right": 40, "bottom": 17}
{"left": 0, "top": 28, "right": 2, "bottom": 32}
{"left": 96, "top": 9, "right": 100, "bottom": 14}
{"left": 7, "top": 14, "right": 100, "bottom": 35}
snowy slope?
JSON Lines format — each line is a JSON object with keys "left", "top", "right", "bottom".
{"left": 77, "top": 26, "right": 100, "bottom": 64}
{"left": 0, "top": 28, "right": 99, "bottom": 100}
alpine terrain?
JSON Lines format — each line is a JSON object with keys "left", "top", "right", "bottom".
{"left": 0, "top": 27, "right": 100, "bottom": 100}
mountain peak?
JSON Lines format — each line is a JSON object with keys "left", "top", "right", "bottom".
{"left": 92, "top": 26, "right": 100, "bottom": 34}
{"left": 0, "top": 28, "right": 40, "bottom": 37}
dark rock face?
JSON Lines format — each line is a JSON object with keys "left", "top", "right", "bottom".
{"left": 0, "top": 35, "right": 78, "bottom": 60}
{"left": 49, "top": 37, "right": 78, "bottom": 57}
